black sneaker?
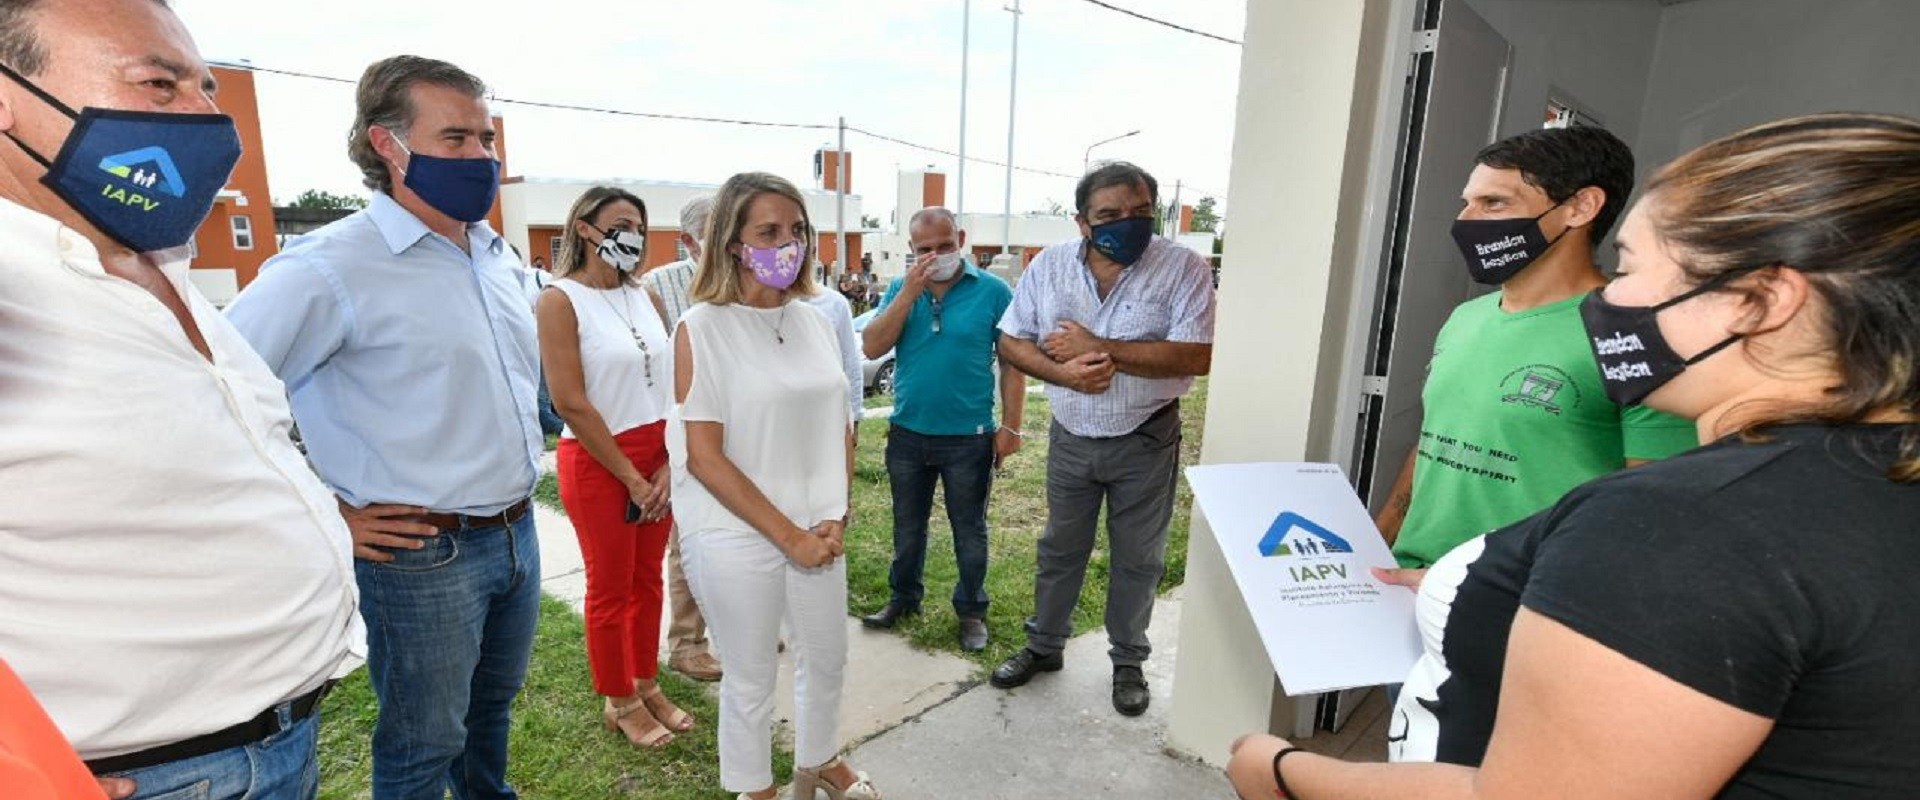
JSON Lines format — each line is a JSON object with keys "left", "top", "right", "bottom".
{"left": 860, "top": 603, "right": 918, "bottom": 630}
{"left": 990, "top": 648, "right": 1063, "bottom": 689}
{"left": 1113, "top": 665, "right": 1149, "bottom": 716}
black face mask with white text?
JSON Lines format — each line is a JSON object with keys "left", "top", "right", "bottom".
{"left": 1449, "top": 201, "right": 1567, "bottom": 285}
{"left": 1579, "top": 272, "right": 1745, "bottom": 407}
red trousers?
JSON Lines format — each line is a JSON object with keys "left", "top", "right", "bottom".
{"left": 557, "top": 422, "right": 672, "bottom": 696}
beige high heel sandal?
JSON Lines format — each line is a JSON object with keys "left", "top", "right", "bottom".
{"left": 791, "top": 757, "right": 881, "bottom": 800}
{"left": 602, "top": 696, "right": 674, "bottom": 749}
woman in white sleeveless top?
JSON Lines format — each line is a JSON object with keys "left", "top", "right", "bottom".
{"left": 668, "top": 173, "right": 881, "bottom": 800}
{"left": 536, "top": 187, "right": 695, "bottom": 749}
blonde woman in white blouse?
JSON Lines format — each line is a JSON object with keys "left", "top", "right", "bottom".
{"left": 668, "top": 172, "right": 880, "bottom": 800}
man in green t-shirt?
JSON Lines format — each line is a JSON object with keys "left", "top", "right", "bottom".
{"left": 1375, "top": 126, "right": 1698, "bottom": 571}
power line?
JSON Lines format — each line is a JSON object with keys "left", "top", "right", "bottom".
{"left": 245, "top": 64, "right": 1083, "bottom": 180}
{"left": 1069, "top": 0, "right": 1241, "bottom": 46}
{"left": 244, "top": 65, "right": 834, "bottom": 131}
{"left": 846, "top": 125, "right": 1079, "bottom": 180}
{"left": 241, "top": 63, "right": 1224, "bottom": 199}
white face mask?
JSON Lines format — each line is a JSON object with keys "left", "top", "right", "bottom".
{"left": 927, "top": 251, "right": 965, "bottom": 281}
{"left": 595, "top": 228, "right": 646, "bottom": 272}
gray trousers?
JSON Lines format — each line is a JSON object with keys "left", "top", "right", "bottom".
{"left": 1025, "top": 403, "right": 1182, "bottom": 667}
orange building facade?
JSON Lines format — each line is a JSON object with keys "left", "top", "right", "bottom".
{"left": 188, "top": 64, "right": 280, "bottom": 303}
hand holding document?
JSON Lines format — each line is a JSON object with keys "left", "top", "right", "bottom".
{"left": 1184, "top": 462, "right": 1420, "bottom": 695}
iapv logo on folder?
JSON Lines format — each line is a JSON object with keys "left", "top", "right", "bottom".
{"left": 1257, "top": 511, "right": 1353, "bottom": 558}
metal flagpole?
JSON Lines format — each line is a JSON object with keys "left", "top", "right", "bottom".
{"left": 957, "top": 0, "right": 970, "bottom": 217}
{"left": 1001, "top": 0, "right": 1021, "bottom": 258}
{"left": 1168, "top": 179, "right": 1183, "bottom": 236}
{"left": 836, "top": 115, "right": 847, "bottom": 280}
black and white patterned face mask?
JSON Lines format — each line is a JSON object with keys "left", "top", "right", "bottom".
{"left": 595, "top": 227, "right": 646, "bottom": 272}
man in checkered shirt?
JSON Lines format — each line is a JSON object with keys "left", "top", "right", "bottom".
{"left": 988, "top": 162, "right": 1216, "bottom": 718}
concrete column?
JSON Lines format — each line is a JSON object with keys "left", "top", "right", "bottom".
{"left": 1166, "top": 0, "right": 1399, "bottom": 766}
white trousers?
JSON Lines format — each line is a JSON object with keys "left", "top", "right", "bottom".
{"left": 682, "top": 527, "right": 848, "bottom": 792}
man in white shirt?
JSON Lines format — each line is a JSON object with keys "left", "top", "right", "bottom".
{"left": 0, "top": 2, "right": 362, "bottom": 799}
{"left": 990, "top": 162, "right": 1215, "bottom": 718}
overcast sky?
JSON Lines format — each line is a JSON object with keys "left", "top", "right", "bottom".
{"left": 170, "top": 0, "right": 1245, "bottom": 229}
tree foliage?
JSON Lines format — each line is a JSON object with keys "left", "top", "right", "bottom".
{"left": 288, "top": 189, "right": 369, "bottom": 210}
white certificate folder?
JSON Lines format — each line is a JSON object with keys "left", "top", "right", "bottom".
{"left": 1184, "top": 462, "right": 1421, "bottom": 696}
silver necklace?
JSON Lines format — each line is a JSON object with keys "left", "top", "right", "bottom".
{"left": 751, "top": 302, "right": 790, "bottom": 344}
{"left": 594, "top": 283, "right": 654, "bottom": 385}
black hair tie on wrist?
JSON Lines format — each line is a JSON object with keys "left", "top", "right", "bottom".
{"left": 1271, "top": 746, "right": 1304, "bottom": 799}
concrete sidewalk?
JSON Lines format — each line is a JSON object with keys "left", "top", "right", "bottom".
{"left": 531, "top": 456, "right": 1229, "bottom": 797}
{"left": 842, "top": 589, "right": 1232, "bottom": 799}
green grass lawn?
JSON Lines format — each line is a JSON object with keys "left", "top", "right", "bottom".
{"left": 318, "top": 596, "right": 765, "bottom": 800}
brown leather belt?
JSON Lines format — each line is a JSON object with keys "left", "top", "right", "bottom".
{"left": 404, "top": 498, "right": 532, "bottom": 531}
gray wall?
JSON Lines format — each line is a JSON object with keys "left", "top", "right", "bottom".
{"left": 1634, "top": 0, "right": 1920, "bottom": 177}
{"left": 1461, "top": 0, "right": 1666, "bottom": 143}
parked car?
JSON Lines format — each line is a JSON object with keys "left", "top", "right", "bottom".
{"left": 851, "top": 309, "right": 896, "bottom": 396}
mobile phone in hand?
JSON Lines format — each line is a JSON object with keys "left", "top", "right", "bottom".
{"left": 625, "top": 500, "right": 642, "bottom": 524}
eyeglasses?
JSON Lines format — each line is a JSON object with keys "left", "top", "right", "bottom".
{"left": 930, "top": 296, "right": 944, "bottom": 335}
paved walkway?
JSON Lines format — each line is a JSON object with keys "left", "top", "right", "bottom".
{"left": 843, "top": 588, "right": 1231, "bottom": 799}
{"left": 529, "top": 464, "right": 1229, "bottom": 797}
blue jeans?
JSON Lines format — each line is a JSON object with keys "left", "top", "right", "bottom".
{"left": 108, "top": 710, "right": 318, "bottom": 800}
{"left": 884, "top": 425, "right": 993, "bottom": 617}
{"left": 355, "top": 511, "right": 541, "bottom": 800}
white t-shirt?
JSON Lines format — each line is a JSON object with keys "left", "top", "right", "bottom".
{"left": 667, "top": 298, "right": 850, "bottom": 539}
{"left": 0, "top": 198, "right": 363, "bottom": 759}
{"left": 551, "top": 278, "right": 672, "bottom": 438}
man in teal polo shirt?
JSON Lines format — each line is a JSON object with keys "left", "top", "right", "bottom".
{"left": 860, "top": 207, "right": 1026, "bottom": 651}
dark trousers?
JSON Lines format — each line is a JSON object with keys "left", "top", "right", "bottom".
{"left": 884, "top": 425, "right": 995, "bottom": 617}
{"left": 1024, "top": 405, "right": 1181, "bottom": 666}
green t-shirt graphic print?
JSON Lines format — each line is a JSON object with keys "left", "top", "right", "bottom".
{"left": 1391, "top": 292, "right": 1697, "bottom": 568}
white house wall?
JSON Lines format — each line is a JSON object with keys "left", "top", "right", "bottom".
{"left": 500, "top": 178, "right": 864, "bottom": 250}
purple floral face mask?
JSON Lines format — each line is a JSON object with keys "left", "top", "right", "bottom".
{"left": 740, "top": 239, "right": 807, "bottom": 290}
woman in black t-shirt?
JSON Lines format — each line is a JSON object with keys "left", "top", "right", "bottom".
{"left": 1227, "top": 113, "right": 1920, "bottom": 800}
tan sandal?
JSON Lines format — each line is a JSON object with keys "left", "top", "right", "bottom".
{"left": 602, "top": 696, "right": 674, "bottom": 749}
{"left": 792, "top": 757, "right": 880, "bottom": 800}
{"left": 638, "top": 683, "right": 696, "bottom": 732}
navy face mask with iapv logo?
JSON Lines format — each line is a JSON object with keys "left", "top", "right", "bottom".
{"left": 0, "top": 61, "right": 241, "bottom": 253}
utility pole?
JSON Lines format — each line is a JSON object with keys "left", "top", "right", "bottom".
{"left": 836, "top": 115, "right": 847, "bottom": 280}
{"left": 1001, "top": 0, "right": 1021, "bottom": 259}
{"left": 957, "top": 0, "right": 970, "bottom": 217}
{"left": 1167, "top": 179, "right": 1183, "bottom": 237}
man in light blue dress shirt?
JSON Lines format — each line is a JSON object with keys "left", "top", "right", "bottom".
{"left": 227, "top": 56, "right": 541, "bottom": 800}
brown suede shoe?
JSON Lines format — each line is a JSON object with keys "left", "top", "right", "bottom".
{"left": 669, "top": 652, "right": 723, "bottom": 682}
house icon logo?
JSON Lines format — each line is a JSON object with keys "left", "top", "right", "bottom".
{"left": 98, "top": 146, "right": 187, "bottom": 198}
{"left": 1258, "top": 511, "right": 1353, "bottom": 557}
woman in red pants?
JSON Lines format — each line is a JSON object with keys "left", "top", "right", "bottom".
{"left": 537, "top": 186, "right": 692, "bottom": 748}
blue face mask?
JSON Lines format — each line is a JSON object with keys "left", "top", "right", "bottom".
{"left": 1088, "top": 215, "right": 1155, "bottom": 266}
{"left": 0, "top": 61, "right": 241, "bottom": 253}
{"left": 388, "top": 130, "right": 500, "bottom": 223}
